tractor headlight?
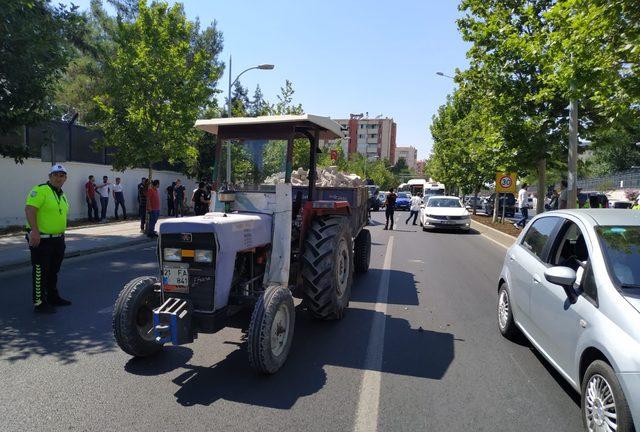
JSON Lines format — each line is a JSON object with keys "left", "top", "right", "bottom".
{"left": 163, "top": 248, "right": 182, "bottom": 262}
{"left": 195, "top": 249, "right": 213, "bottom": 263}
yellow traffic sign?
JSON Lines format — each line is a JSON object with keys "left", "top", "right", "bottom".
{"left": 495, "top": 172, "right": 517, "bottom": 193}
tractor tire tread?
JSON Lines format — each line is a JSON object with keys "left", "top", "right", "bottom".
{"left": 113, "top": 276, "right": 162, "bottom": 357}
{"left": 302, "top": 216, "right": 353, "bottom": 320}
{"left": 248, "top": 286, "right": 295, "bottom": 374}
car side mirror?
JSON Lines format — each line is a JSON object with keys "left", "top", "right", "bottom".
{"left": 544, "top": 266, "right": 578, "bottom": 303}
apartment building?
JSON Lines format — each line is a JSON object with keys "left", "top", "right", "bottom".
{"left": 320, "top": 115, "right": 397, "bottom": 162}
{"left": 395, "top": 146, "right": 418, "bottom": 170}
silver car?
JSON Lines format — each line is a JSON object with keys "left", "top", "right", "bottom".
{"left": 497, "top": 209, "right": 640, "bottom": 431}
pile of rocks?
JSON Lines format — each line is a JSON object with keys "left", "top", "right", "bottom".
{"left": 264, "top": 166, "right": 363, "bottom": 187}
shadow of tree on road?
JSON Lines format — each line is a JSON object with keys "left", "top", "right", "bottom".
{"left": 0, "top": 248, "right": 158, "bottom": 364}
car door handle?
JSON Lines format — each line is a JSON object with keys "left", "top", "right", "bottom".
{"left": 533, "top": 274, "right": 541, "bottom": 284}
{"left": 509, "top": 254, "right": 516, "bottom": 262}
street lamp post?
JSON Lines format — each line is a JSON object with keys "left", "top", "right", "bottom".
{"left": 226, "top": 56, "right": 274, "bottom": 184}
{"left": 436, "top": 71, "right": 455, "bottom": 79}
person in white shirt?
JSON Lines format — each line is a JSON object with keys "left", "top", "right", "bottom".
{"left": 95, "top": 175, "right": 112, "bottom": 222}
{"left": 112, "top": 177, "right": 126, "bottom": 220}
{"left": 405, "top": 193, "right": 423, "bottom": 225}
{"left": 514, "top": 183, "right": 529, "bottom": 229}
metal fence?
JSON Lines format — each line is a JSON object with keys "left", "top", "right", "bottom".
{"left": 526, "top": 170, "right": 640, "bottom": 197}
{"left": 576, "top": 170, "right": 640, "bottom": 191}
{"left": 0, "top": 120, "right": 180, "bottom": 171}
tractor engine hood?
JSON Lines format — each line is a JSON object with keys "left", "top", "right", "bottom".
{"left": 159, "top": 212, "right": 273, "bottom": 313}
{"left": 159, "top": 212, "right": 272, "bottom": 250}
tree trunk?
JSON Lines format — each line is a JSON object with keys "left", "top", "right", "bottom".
{"left": 492, "top": 192, "right": 499, "bottom": 223}
{"left": 536, "top": 157, "right": 546, "bottom": 214}
{"left": 473, "top": 187, "right": 479, "bottom": 216}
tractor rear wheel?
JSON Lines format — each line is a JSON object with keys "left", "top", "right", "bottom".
{"left": 113, "top": 276, "right": 163, "bottom": 357}
{"left": 248, "top": 285, "right": 295, "bottom": 374}
{"left": 354, "top": 229, "right": 371, "bottom": 273}
{"left": 302, "top": 216, "right": 354, "bottom": 320}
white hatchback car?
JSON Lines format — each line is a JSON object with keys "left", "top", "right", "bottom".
{"left": 498, "top": 209, "right": 640, "bottom": 431}
{"left": 420, "top": 196, "right": 470, "bottom": 231}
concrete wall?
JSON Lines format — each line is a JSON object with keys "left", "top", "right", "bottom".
{"left": 1, "top": 157, "right": 195, "bottom": 228}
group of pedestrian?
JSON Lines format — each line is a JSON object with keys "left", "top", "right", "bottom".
{"left": 166, "top": 180, "right": 188, "bottom": 217}
{"left": 84, "top": 175, "right": 127, "bottom": 223}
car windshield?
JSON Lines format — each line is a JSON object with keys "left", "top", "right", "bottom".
{"left": 428, "top": 198, "right": 461, "bottom": 208}
{"left": 397, "top": 193, "right": 411, "bottom": 198}
{"left": 596, "top": 226, "right": 640, "bottom": 290}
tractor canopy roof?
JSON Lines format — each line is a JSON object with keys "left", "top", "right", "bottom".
{"left": 194, "top": 114, "right": 343, "bottom": 141}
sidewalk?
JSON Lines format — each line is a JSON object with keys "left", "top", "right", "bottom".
{"left": 0, "top": 219, "right": 164, "bottom": 272}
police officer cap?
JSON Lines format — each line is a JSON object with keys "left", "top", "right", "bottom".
{"left": 50, "top": 164, "right": 67, "bottom": 174}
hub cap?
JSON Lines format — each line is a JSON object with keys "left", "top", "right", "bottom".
{"left": 270, "top": 303, "right": 290, "bottom": 357}
{"left": 498, "top": 289, "right": 509, "bottom": 330}
{"left": 336, "top": 238, "right": 349, "bottom": 298}
{"left": 585, "top": 374, "right": 617, "bottom": 432}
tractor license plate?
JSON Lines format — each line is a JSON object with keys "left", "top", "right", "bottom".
{"left": 162, "top": 265, "right": 189, "bottom": 293}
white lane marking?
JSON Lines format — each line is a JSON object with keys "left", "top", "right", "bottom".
{"left": 98, "top": 306, "right": 113, "bottom": 314}
{"left": 354, "top": 236, "right": 394, "bottom": 432}
{"left": 480, "top": 233, "right": 509, "bottom": 250}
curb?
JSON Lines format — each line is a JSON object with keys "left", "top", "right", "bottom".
{"left": 471, "top": 219, "right": 517, "bottom": 249}
{"left": 0, "top": 237, "right": 154, "bottom": 273}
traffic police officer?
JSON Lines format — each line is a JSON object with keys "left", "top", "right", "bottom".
{"left": 25, "top": 164, "right": 72, "bottom": 313}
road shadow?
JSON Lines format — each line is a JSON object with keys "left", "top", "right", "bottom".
{"left": 422, "top": 228, "right": 480, "bottom": 235}
{"left": 0, "top": 247, "right": 158, "bottom": 364}
{"left": 529, "top": 348, "right": 581, "bottom": 406}
{"left": 504, "top": 335, "right": 581, "bottom": 407}
{"left": 141, "top": 306, "right": 455, "bottom": 409}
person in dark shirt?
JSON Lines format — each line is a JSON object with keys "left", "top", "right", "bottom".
{"left": 192, "top": 182, "right": 211, "bottom": 216}
{"left": 384, "top": 188, "right": 397, "bottom": 230}
{"left": 137, "top": 178, "right": 148, "bottom": 233}
{"left": 173, "top": 179, "right": 186, "bottom": 217}
{"left": 166, "top": 182, "right": 175, "bottom": 216}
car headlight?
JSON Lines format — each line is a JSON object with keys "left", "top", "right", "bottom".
{"left": 163, "top": 248, "right": 181, "bottom": 262}
{"left": 195, "top": 249, "right": 214, "bottom": 263}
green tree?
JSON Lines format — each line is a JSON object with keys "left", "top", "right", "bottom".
{"left": 458, "top": 0, "right": 568, "bottom": 212}
{"left": 249, "top": 85, "right": 271, "bottom": 117}
{"left": 0, "top": 0, "right": 85, "bottom": 160}
{"left": 229, "top": 81, "right": 249, "bottom": 117}
{"left": 94, "top": 0, "right": 222, "bottom": 179}
{"left": 273, "top": 80, "right": 303, "bottom": 115}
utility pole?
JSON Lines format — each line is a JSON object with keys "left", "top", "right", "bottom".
{"left": 227, "top": 55, "right": 232, "bottom": 185}
{"left": 568, "top": 91, "right": 578, "bottom": 209}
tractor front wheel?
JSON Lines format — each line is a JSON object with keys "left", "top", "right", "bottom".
{"left": 302, "top": 216, "right": 354, "bottom": 320}
{"left": 248, "top": 285, "right": 295, "bottom": 374}
{"left": 113, "top": 276, "right": 163, "bottom": 357}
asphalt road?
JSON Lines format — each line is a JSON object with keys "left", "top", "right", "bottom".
{"left": 0, "top": 212, "right": 582, "bottom": 432}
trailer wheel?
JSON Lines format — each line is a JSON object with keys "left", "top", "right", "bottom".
{"left": 113, "top": 276, "right": 163, "bottom": 357}
{"left": 302, "top": 216, "right": 354, "bottom": 320}
{"left": 354, "top": 229, "right": 371, "bottom": 273}
{"left": 248, "top": 285, "right": 295, "bottom": 374}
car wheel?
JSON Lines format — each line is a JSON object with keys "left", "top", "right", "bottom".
{"left": 497, "top": 283, "right": 520, "bottom": 340}
{"left": 581, "top": 360, "right": 634, "bottom": 432}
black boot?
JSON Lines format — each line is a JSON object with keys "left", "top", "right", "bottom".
{"left": 50, "top": 296, "right": 72, "bottom": 306}
{"left": 34, "top": 303, "right": 56, "bottom": 314}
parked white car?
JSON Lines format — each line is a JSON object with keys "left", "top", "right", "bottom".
{"left": 420, "top": 196, "right": 470, "bottom": 231}
{"left": 498, "top": 209, "right": 640, "bottom": 431}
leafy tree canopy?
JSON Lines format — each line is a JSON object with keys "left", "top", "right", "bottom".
{"left": 0, "top": 0, "right": 86, "bottom": 161}
{"left": 94, "top": 0, "right": 223, "bottom": 179}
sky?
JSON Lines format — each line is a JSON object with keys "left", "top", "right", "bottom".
{"left": 65, "top": 0, "right": 470, "bottom": 160}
